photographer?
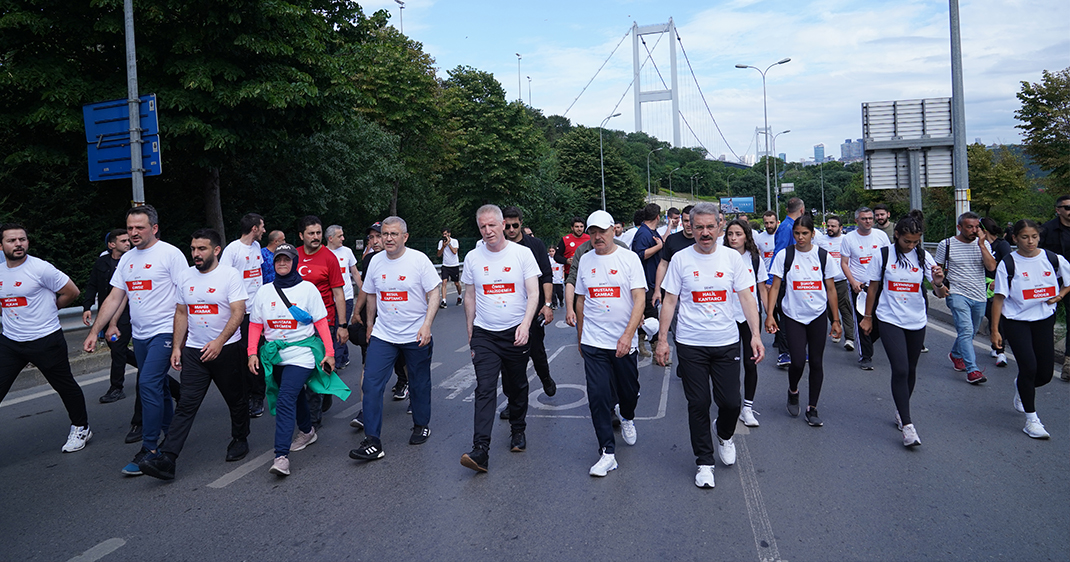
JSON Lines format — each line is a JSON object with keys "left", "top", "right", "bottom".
{"left": 437, "top": 228, "right": 462, "bottom": 309}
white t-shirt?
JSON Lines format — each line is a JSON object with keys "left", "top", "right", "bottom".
{"left": 438, "top": 238, "right": 460, "bottom": 267}
{"left": 994, "top": 252, "right": 1070, "bottom": 322}
{"left": 249, "top": 281, "right": 328, "bottom": 368}
{"left": 550, "top": 260, "right": 564, "bottom": 285}
{"left": 362, "top": 248, "right": 441, "bottom": 344}
{"left": 867, "top": 248, "right": 937, "bottom": 331}
{"left": 754, "top": 230, "right": 777, "bottom": 279}
{"left": 175, "top": 265, "right": 246, "bottom": 349}
{"left": 460, "top": 241, "right": 541, "bottom": 332}
{"left": 814, "top": 234, "right": 846, "bottom": 281}
{"left": 729, "top": 250, "right": 767, "bottom": 323}
{"left": 840, "top": 230, "right": 891, "bottom": 285}
{"left": 575, "top": 248, "right": 647, "bottom": 350}
{"left": 771, "top": 246, "right": 837, "bottom": 324}
{"left": 657, "top": 223, "right": 682, "bottom": 239}
{"left": 619, "top": 227, "right": 639, "bottom": 249}
{"left": 0, "top": 256, "right": 69, "bottom": 342}
{"left": 330, "top": 245, "right": 359, "bottom": 301}
{"left": 662, "top": 246, "right": 752, "bottom": 347}
{"left": 220, "top": 239, "right": 263, "bottom": 310}
{"left": 110, "top": 241, "right": 188, "bottom": 339}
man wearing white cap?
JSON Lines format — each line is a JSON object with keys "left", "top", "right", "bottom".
{"left": 574, "top": 210, "right": 647, "bottom": 477}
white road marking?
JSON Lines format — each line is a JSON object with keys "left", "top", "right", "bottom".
{"left": 1, "top": 375, "right": 110, "bottom": 409}
{"left": 736, "top": 435, "right": 782, "bottom": 562}
{"left": 440, "top": 364, "right": 476, "bottom": 400}
{"left": 528, "top": 383, "right": 588, "bottom": 410}
{"left": 66, "top": 538, "right": 126, "bottom": 562}
{"left": 455, "top": 344, "right": 469, "bottom": 353}
{"left": 207, "top": 449, "right": 275, "bottom": 489}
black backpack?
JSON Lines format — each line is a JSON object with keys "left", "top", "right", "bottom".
{"left": 776, "top": 245, "right": 829, "bottom": 308}
{"left": 1001, "top": 250, "right": 1062, "bottom": 292}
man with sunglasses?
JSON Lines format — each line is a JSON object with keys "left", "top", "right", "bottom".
{"left": 1040, "top": 194, "right": 1070, "bottom": 380}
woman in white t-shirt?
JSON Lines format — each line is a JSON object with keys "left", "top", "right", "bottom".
{"left": 766, "top": 215, "right": 842, "bottom": 427}
{"left": 991, "top": 219, "right": 1070, "bottom": 440}
{"left": 859, "top": 211, "right": 946, "bottom": 447}
{"left": 246, "top": 244, "right": 342, "bottom": 477}
{"left": 723, "top": 218, "right": 769, "bottom": 427}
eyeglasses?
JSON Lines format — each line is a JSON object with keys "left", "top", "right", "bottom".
{"left": 504, "top": 223, "right": 521, "bottom": 230}
{"left": 1058, "top": 205, "right": 1070, "bottom": 211}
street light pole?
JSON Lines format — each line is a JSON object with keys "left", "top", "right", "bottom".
{"left": 771, "top": 129, "right": 790, "bottom": 217}
{"left": 819, "top": 162, "right": 826, "bottom": 223}
{"left": 527, "top": 76, "right": 531, "bottom": 106}
{"left": 600, "top": 112, "right": 622, "bottom": 211}
{"left": 691, "top": 175, "right": 700, "bottom": 202}
{"left": 646, "top": 147, "right": 663, "bottom": 203}
{"left": 394, "top": 0, "right": 405, "bottom": 34}
{"left": 516, "top": 53, "right": 522, "bottom": 103}
{"left": 736, "top": 57, "right": 791, "bottom": 212}
{"left": 668, "top": 167, "right": 681, "bottom": 200}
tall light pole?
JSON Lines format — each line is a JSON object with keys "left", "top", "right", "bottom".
{"left": 819, "top": 162, "right": 826, "bottom": 224}
{"left": 736, "top": 57, "right": 791, "bottom": 212}
{"left": 646, "top": 147, "right": 663, "bottom": 202}
{"left": 691, "top": 174, "right": 701, "bottom": 202}
{"left": 516, "top": 53, "right": 522, "bottom": 103}
{"left": 668, "top": 167, "right": 681, "bottom": 199}
{"left": 771, "top": 129, "right": 789, "bottom": 217}
{"left": 599, "top": 112, "right": 621, "bottom": 211}
{"left": 527, "top": 76, "right": 531, "bottom": 106}
{"left": 394, "top": 0, "right": 405, "bottom": 34}
{"left": 726, "top": 174, "right": 732, "bottom": 198}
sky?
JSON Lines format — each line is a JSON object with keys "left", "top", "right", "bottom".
{"left": 358, "top": 0, "right": 1069, "bottom": 162}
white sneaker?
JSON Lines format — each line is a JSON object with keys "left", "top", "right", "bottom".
{"left": 716, "top": 436, "right": 736, "bottom": 466}
{"left": 902, "top": 423, "right": 921, "bottom": 447}
{"left": 895, "top": 410, "right": 903, "bottom": 431}
{"left": 831, "top": 335, "right": 841, "bottom": 344}
{"left": 1024, "top": 418, "right": 1050, "bottom": 439}
{"left": 1013, "top": 380, "right": 1025, "bottom": 413}
{"left": 844, "top": 340, "right": 855, "bottom": 352}
{"left": 290, "top": 427, "right": 317, "bottom": 452}
{"left": 61, "top": 425, "right": 92, "bottom": 453}
{"left": 989, "top": 349, "right": 998, "bottom": 358}
{"left": 739, "top": 406, "right": 760, "bottom": 427}
{"left": 269, "top": 455, "right": 290, "bottom": 476}
{"left": 620, "top": 419, "right": 637, "bottom": 445}
{"left": 695, "top": 465, "right": 715, "bottom": 488}
{"left": 995, "top": 353, "right": 1007, "bottom": 367}
{"left": 589, "top": 452, "right": 618, "bottom": 477}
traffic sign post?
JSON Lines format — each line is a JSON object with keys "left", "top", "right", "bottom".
{"left": 83, "top": 94, "right": 162, "bottom": 184}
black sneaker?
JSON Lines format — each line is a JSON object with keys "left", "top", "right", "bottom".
{"left": 410, "top": 425, "right": 431, "bottom": 445}
{"left": 249, "top": 398, "right": 265, "bottom": 419}
{"left": 439, "top": 300, "right": 447, "bottom": 309}
{"left": 456, "top": 297, "right": 463, "bottom": 306}
{"left": 122, "top": 447, "right": 152, "bottom": 476}
{"left": 139, "top": 452, "right": 176, "bottom": 480}
{"left": 786, "top": 392, "right": 800, "bottom": 417}
{"left": 392, "top": 383, "right": 409, "bottom": 401}
{"left": 510, "top": 431, "right": 526, "bottom": 452}
{"left": 805, "top": 408, "right": 824, "bottom": 427}
{"left": 321, "top": 394, "right": 333, "bottom": 414}
{"left": 461, "top": 446, "right": 489, "bottom": 472}
{"left": 99, "top": 387, "right": 125, "bottom": 404}
{"left": 350, "top": 410, "right": 364, "bottom": 430}
{"left": 226, "top": 438, "right": 249, "bottom": 462}
{"left": 499, "top": 406, "right": 510, "bottom": 420}
{"left": 859, "top": 358, "right": 874, "bottom": 371}
{"left": 541, "top": 376, "right": 557, "bottom": 397}
{"left": 349, "top": 438, "right": 385, "bottom": 461}
{"left": 124, "top": 424, "right": 143, "bottom": 444}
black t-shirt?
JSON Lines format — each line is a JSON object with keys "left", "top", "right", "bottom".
{"left": 660, "top": 231, "right": 696, "bottom": 263}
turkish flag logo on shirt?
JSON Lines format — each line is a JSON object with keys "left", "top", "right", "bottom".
{"left": 208, "top": 288, "right": 216, "bottom": 293}
{"left": 144, "top": 264, "right": 152, "bottom": 269}
{"left": 503, "top": 267, "right": 511, "bottom": 272}
{"left": 912, "top": 267, "right": 919, "bottom": 272}
{"left": 716, "top": 271, "right": 724, "bottom": 277}
{"left": 872, "top": 245, "right": 878, "bottom": 249}
{"left": 398, "top": 276, "right": 406, "bottom": 281}
{"left": 14, "top": 281, "right": 21, "bottom": 287}
{"left": 813, "top": 266, "right": 819, "bottom": 271}
{"left": 1044, "top": 271, "right": 1052, "bottom": 276}
{"left": 610, "top": 269, "right": 618, "bottom": 275}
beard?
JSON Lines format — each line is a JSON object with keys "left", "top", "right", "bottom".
{"left": 194, "top": 255, "right": 217, "bottom": 271}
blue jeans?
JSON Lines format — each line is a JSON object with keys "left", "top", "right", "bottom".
{"left": 946, "top": 293, "right": 986, "bottom": 373}
{"left": 274, "top": 365, "right": 314, "bottom": 456}
{"left": 132, "top": 333, "right": 174, "bottom": 451}
{"left": 362, "top": 336, "right": 433, "bottom": 441}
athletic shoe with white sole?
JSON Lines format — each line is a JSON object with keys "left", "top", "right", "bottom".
{"left": 902, "top": 423, "right": 921, "bottom": 447}
{"left": 716, "top": 436, "right": 736, "bottom": 466}
{"left": 620, "top": 419, "right": 637, "bottom": 445}
{"left": 895, "top": 410, "right": 903, "bottom": 431}
{"left": 995, "top": 353, "right": 1007, "bottom": 368}
{"left": 844, "top": 340, "right": 855, "bottom": 352}
{"left": 61, "top": 425, "right": 92, "bottom": 453}
{"left": 1013, "top": 379, "right": 1025, "bottom": 413}
{"left": 1024, "top": 417, "right": 1050, "bottom": 439}
{"left": 695, "top": 465, "right": 715, "bottom": 488}
{"left": 739, "top": 406, "right": 760, "bottom": 427}
{"left": 349, "top": 438, "right": 385, "bottom": 461}
{"left": 589, "top": 452, "right": 618, "bottom": 477}
{"left": 290, "top": 427, "right": 317, "bottom": 452}
{"left": 269, "top": 455, "right": 290, "bottom": 476}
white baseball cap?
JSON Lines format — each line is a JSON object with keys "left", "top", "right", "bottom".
{"left": 586, "top": 210, "right": 614, "bottom": 232}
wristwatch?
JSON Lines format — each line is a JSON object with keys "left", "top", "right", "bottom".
{"left": 545, "top": 302, "right": 553, "bottom": 309}
{"left": 338, "top": 323, "right": 349, "bottom": 329}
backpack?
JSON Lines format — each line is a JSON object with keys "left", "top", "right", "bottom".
{"left": 776, "top": 245, "right": 829, "bottom": 308}
{"left": 1001, "top": 250, "right": 1062, "bottom": 292}
{"left": 749, "top": 250, "right": 762, "bottom": 308}
{"left": 938, "top": 237, "right": 954, "bottom": 288}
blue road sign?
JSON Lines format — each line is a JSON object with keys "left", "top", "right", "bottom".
{"left": 720, "top": 197, "right": 755, "bottom": 214}
{"left": 87, "top": 137, "right": 162, "bottom": 182}
{"left": 83, "top": 94, "right": 162, "bottom": 182}
{"left": 82, "top": 94, "right": 159, "bottom": 143}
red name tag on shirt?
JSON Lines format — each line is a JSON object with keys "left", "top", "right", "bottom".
{"left": 1, "top": 297, "right": 27, "bottom": 308}
{"left": 381, "top": 291, "right": 409, "bottom": 302}
{"left": 692, "top": 290, "right": 727, "bottom": 303}
{"left": 244, "top": 269, "right": 261, "bottom": 279}
{"left": 859, "top": 257, "right": 872, "bottom": 265}
{"left": 763, "top": 251, "right": 773, "bottom": 258}
{"left": 830, "top": 252, "right": 841, "bottom": 258}
{"left": 126, "top": 280, "right": 152, "bottom": 291}
{"left": 483, "top": 283, "right": 515, "bottom": 295}
{"left": 1024, "top": 286, "right": 1056, "bottom": 300}
{"left": 188, "top": 304, "right": 219, "bottom": 315}
{"left": 793, "top": 280, "right": 823, "bottom": 291}
{"left": 266, "top": 319, "right": 297, "bottom": 329}
{"left": 888, "top": 281, "right": 920, "bottom": 293}
{"left": 588, "top": 286, "right": 621, "bottom": 298}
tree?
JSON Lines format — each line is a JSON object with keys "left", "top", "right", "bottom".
{"left": 556, "top": 127, "right": 644, "bottom": 220}
{"left": 1016, "top": 68, "right": 1070, "bottom": 194}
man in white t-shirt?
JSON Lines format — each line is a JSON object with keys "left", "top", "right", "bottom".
{"left": 220, "top": 213, "right": 266, "bottom": 417}
{"left": 458, "top": 205, "right": 540, "bottom": 473}
{"left": 814, "top": 215, "right": 854, "bottom": 348}
{"left": 139, "top": 229, "right": 249, "bottom": 480}
{"left": 755, "top": 211, "right": 779, "bottom": 276}
{"left": 437, "top": 227, "right": 463, "bottom": 309}
{"left": 657, "top": 207, "right": 683, "bottom": 239}
{"left": 654, "top": 203, "right": 765, "bottom": 489}
{"left": 935, "top": 211, "right": 996, "bottom": 383}
{"left": 0, "top": 223, "right": 92, "bottom": 453}
{"left": 83, "top": 204, "right": 189, "bottom": 475}
{"left": 327, "top": 224, "right": 359, "bottom": 370}
{"left": 839, "top": 207, "right": 891, "bottom": 371}
{"left": 348, "top": 217, "right": 441, "bottom": 462}
{"left": 574, "top": 210, "right": 647, "bottom": 477}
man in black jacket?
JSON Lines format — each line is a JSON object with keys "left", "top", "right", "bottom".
{"left": 1040, "top": 194, "right": 1070, "bottom": 380}
{"left": 81, "top": 229, "right": 137, "bottom": 403}
{"left": 503, "top": 206, "right": 557, "bottom": 400}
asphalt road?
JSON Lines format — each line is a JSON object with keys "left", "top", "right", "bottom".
{"left": 1, "top": 289, "right": 1067, "bottom": 562}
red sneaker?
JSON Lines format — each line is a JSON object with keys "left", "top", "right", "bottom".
{"left": 966, "top": 370, "right": 987, "bottom": 384}
{"left": 949, "top": 353, "right": 967, "bottom": 372}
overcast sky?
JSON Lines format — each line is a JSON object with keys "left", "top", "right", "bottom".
{"left": 360, "top": 0, "right": 1069, "bottom": 162}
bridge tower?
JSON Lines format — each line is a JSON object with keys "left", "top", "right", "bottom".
{"left": 632, "top": 19, "right": 681, "bottom": 148}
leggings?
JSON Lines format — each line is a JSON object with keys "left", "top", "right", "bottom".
{"left": 877, "top": 321, "right": 925, "bottom": 425}
{"left": 782, "top": 314, "right": 827, "bottom": 408}
{"left": 737, "top": 322, "right": 758, "bottom": 401}
{"left": 1003, "top": 315, "right": 1056, "bottom": 414}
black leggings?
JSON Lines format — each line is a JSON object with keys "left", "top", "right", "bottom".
{"left": 782, "top": 314, "right": 827, "bottom": 408}
{"left": 737, "top": 322, "right": 758, "bottom": 401}
{"left": 1004, "top": 315, "right": 1056, "bottom": 413}
{"left": 877, "top": 320, "right": 925, "bottom": 425}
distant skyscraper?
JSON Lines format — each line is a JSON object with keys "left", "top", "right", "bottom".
{"left": 778, "top": 153, "right": 786, "bottom": 162}
{"left": 814, "top": 143, "right": 825, "bottom": 164}
{"left": 840, "top": 139, "right": 865, "bottom": 162}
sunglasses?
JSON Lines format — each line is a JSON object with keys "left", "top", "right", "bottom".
{"left": 1058, "top": 205, "right": 1070, "bottom": 211}
{"left": 504, "top": 223, "right": 521, "bottom": 230}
